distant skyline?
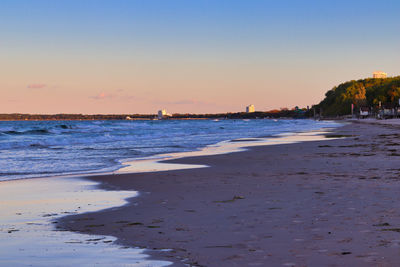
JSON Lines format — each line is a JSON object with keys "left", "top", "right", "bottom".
{"left": 1, "top": 0, "right": 399, "bottom": 114}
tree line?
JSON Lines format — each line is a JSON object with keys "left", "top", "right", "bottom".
{"left": 0, "top": 109, "right": 308, "bottom": 121}
{"left": 315, "top": 76, "right": 400, "bottom": 116}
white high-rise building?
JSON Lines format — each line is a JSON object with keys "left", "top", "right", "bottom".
{"left": 246, "top": 104, "right": 255, "bottom": 113}
{"left": 157, "top": 109, "right": 167, "bottom": 119}
{"left": 373, "top": 71, "right": 387, "bottom": 79}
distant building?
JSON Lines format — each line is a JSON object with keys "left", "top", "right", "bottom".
{"left": 157, "top": 109, "right": 167, "bottom": 119}
{"left": 157, "top": 109, "right": 171, "bottom": 119}
{"left": 373, "top": 71, "right": 387, "bottom": 79}
{"left": 246, "top": 104, "right": 255, "bottom": 113}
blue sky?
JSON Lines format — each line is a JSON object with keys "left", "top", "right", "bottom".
{"left": 0, "top": 0, "right": 399, "bottom": 113}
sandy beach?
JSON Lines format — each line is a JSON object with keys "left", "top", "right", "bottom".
{"left": 58, "top": 121, "right": 400, "bottom": 266}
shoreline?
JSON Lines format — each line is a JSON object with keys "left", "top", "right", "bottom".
{"left": 0, "top": 123, "right": 341, "bottom": 266}
{"left": 58, "top": 121, "right": 400, "bottom": 266}
{"left": 0, "top": 120, "right": 339, "bottom": 182}
{"left": 115, "top": 128, "right": 339, "bottom": 175}
{"left": 56, "top": 124, "right": 384, "bottom": 267}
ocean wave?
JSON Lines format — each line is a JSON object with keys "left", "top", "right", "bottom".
{"left": 57, "top": 124, "right": 71, "bottom": 129}
{"left": 2, "top": 129, "right": 51, "bottom": 135}
{"left": 0, "top": 171, "right": 55, "bottom": 176}
{"left": 29, "top": 144, "right": 49, "bottom": 149}
{"left": 0, "top": 119, "right": 342, "bottom": 181}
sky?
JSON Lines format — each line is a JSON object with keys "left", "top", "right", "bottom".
{"left": 0, "top": 0, "right": 399, "bottom": 114}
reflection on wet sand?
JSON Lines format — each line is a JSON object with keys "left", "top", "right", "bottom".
{"left": 0, "top": 177, "right": 171, "bottom": 267}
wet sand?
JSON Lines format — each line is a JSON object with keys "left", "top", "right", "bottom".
{"left": 0, "top": 177, "right": 170, "bottom": 267}
{"left": 59, "top": 122, "right": 400, "bottom": 266}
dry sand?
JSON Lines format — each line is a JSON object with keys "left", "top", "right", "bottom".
{"left": 58, "top": 122, "right": 400, "bottom": 266}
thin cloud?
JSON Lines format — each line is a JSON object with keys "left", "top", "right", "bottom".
{"left": 172, "top": 100, "right": 198, "bottom": 105}
{"left": 156, "top": 99, "right": 217, "bottom": 106}
{"left": 27, "top": 83, "right": 46, "bottom": 89}
{"left": 90, "top": 90, "right": 139, "bottom": 101}
{"left": 91, "top": 92, "right": 115, "bottom": 100}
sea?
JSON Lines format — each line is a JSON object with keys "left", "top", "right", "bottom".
{"left": 0, "top": 119, "right": 340, "bottom": 181}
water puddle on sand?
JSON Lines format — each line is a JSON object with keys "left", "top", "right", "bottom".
{"left": 0, "top": 177, "right": 171, "bottom": 267}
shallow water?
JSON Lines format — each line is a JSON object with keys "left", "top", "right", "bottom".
{"left": 0, "top": 177, "right": 171, "bottom": 267}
